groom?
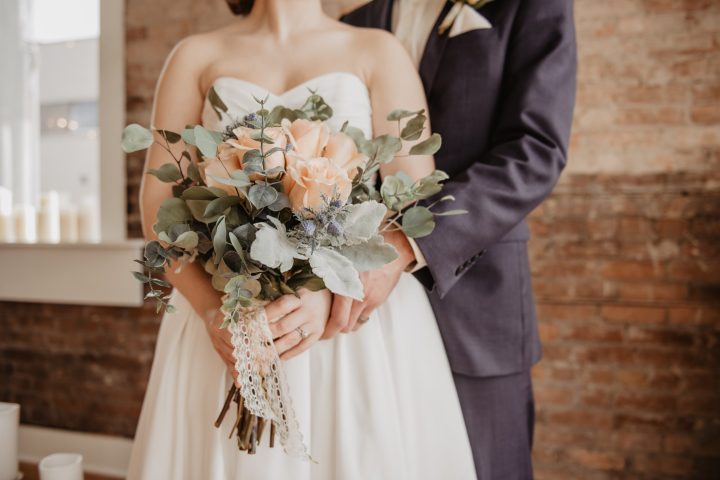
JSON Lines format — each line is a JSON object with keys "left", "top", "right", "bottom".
{"left": 327, "top": 0, "right": 577, "bottom": 478}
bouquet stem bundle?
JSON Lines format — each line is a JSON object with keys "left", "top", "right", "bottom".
{"left": 215, "top": 383, "right": 277, "bottom": 453}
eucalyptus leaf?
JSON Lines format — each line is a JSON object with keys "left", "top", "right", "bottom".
{"left": 387, "top": 109, "right": 423, "bottom": 121}
{"left": 172, "top": 230, "right": 199, "bottom": 250}
{"left": 228, "top": 231, "right": 243, "bottom": 253}
{"left": 343, "top": 126, "right": 373, "bottom": 156}
{"left": 153, "top": 197, "right": 192, "bottom": 234}
{"left": 121, "top": 124, "right": 153, "bottom": 153}
{"left": 232, "top": 224, "right": 257, "bottom": 248}
{"left": 181, "top": 127, "right": 196, "bottom": 145}
{"left": 213, "top": 216, "right": 227, "bottom": 264}
{"left": 186, "top": 160, "right": 201, "bottom": 183}
{"left": 400, "top": 113, "right": 426, "bottom": 141}
{"left": 372, "top": 135, "right": 403, "bottom": 164}
{"left": 194, "top": 125, "right": 220, "bottom": 158}
{"left": 132, "top": 271, "right": 151, "bottom": 283}
{"left": 248, "top": 184, "right": 279, "bottom": 209}
{"left": 434, "top": 209, "right": 468, "bottom": 217}
{"left": 181, "top": 186, "right": 227, "bottom": 200}
{"left": 186, "top": 200, "right": 216, "bottom": 223}
{"left": 408, "top": 133, "right": 442, "bottom": 156}
{"left": 157, "top": 129, "right": 181, "bottom": 144}
{"left": 147, "top": 163, "right": 183, "bottom": 183}
{"left": 268, "top": 192, "right": 290, "bottom": 212}
{"left": 208, "top": 174, "right": 251, "bottom": 189}
{"left": 401, "top": 206, "right": 435, "bottom": 238}
{"left": 309, "top": 247, "right": 363, "bottom": 300}
{"left": 204, "top": 195, "right": 240, "bottom": 217}
{"left": 207, "top": 86, "right": 228, "bottom": 121}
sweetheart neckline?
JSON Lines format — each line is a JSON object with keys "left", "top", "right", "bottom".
{"left": 206, "top": 71, "right": 369, "bottom": 101}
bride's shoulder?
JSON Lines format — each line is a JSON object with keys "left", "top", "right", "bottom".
{"left": 160, "top": 32, "right": 224, "bottom": 79}
{"left": 340, "top": 26, "right": 412, "bottom": 70}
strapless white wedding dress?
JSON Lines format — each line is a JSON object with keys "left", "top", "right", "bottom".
{"left": 127, "top": 72, "right": 476, "bottom": 480}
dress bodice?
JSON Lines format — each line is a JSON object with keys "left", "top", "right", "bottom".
{"left": 201, "top": 72, "right": 373, "bottom": 137}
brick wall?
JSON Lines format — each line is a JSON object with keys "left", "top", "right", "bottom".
{"left": 530, "top": 172, "right": 720, "bottom": 479}
{"left": 1, "top": 0, "right": 719, "bottom": 478}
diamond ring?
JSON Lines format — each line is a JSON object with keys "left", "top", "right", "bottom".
{"left": 295, "top": 327, "right": 309, "bottom": 339}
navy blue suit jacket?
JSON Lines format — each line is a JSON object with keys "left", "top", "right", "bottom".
{"left": 343, "top": 0, "right": 577, "bottom": 376}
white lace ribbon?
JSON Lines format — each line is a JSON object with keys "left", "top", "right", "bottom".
{"left": 228, "top": 303, "right": 311, "bottom": 460}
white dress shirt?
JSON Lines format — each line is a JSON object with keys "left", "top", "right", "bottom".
{"left": 391, "top": 0, "right": 448, "bottom": 67}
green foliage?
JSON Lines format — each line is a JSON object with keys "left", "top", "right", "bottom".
{"left": 147, "top": 163, "right": 183, "bottom": 183}
{"left": 409, "top": 133, "right": 442, "bottom": 156}
{"left": 207, "top": 86, "right": 228, "bottom": 121}
{"left": 401, "top": 206, "right": 435, "bottom": 238}
{"left": 121, "top": 124, "right": 153, "bottom": 153}
{"left": 194, "top": 125, "right": 220, "bottom": 158}
{"left": 153, "top": 197, "right": 191, "bottom": 234}
{"left": 400, "top": 112, "right": 427, "bottom": 141}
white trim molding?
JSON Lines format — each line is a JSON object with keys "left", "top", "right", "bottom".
{"left": 0, "top": 240, "right": 144, "bottom": 306}
{"left": 99, "top": 0, "right": 127, "bottom": 242}
{"left": 19, "top": 425, "right": 131, "bottom": 478}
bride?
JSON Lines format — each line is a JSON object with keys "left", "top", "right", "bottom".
{"left": 127, "top": 0, "right": 476, "bottom": 478}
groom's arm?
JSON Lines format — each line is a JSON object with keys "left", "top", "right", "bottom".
{"left": 415, "top": 0, "right": 577, "bottom": 298}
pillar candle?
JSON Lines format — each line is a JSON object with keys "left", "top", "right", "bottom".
{"left": 0, "top": 402, "right": 20, "bottom": 480}
{"left": 77, "top": 197, "right": 100, "bottom": 243}
{"left": 59, "top": 204, "right": 79, "bottom": 243}
{"left": 13, "top": 204, "right": 37, "bottom": 243}
{"left": 0, "top": 187, "right": 13, "bottom": 243}
{"left": 37, "top": 191, "right": 61, "bottom": 244}
{"left": 38, "top": 453, "right": 84, "bottom": 480}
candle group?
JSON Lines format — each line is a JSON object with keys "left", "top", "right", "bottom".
{"left": 0, "top": 187, "right": 100, "bottom": 244}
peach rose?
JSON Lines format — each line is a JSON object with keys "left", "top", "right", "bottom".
{"left": 324, "top": 131, "right": 368, "bottom": 179}
{"left": 282, "top": 118, "right": 330, "bottom": 158}
{"left": 285, "top": 157, "right": 353, "bottom": 212}
{"left": 199, "top": 126, "right": 287, "bottom": 194}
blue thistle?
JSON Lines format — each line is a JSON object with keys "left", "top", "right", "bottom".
{"left": 300, "top": 219, "right": 317, "bottom": 237}
{"left": 327, "top": 220, "right": 343, "bottom": 237}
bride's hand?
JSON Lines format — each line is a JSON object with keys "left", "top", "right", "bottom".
{"left": 266, "top": 288, "right": 332, "bottom": 361}
{"left": 205, "top": 310, "right": 238, "bottom": 381}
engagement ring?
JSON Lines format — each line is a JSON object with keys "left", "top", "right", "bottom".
{"left": 296, "top": 327, "right": 309, "bottom": 339}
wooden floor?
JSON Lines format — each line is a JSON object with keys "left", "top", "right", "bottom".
{"left": 19, "top": 462, "right": 121, "bottom": 480}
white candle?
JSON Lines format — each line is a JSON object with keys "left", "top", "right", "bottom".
{"left": 0, "top": 188, "right": 13, "bottom": 243}
{"left": 0, "top": 402, "right": 20, "bottom": 480}
{"left": 60, "top": 204, "right": 79, "bottom": 243}
{"left": 13, "top": 204, "right": 37, "bottom": 243}
{"left": 38, "top": 453, "right": 84, "bottom": 480}
{"left": 38, "top": 191, "right": 61, "bottom": 244}
{"left": 77, "top": 197, "right": 100, "bottom": 244}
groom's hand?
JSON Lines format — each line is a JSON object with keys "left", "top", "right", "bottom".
{"left": 322, "top": 229, "right": 416, "bottom": 338}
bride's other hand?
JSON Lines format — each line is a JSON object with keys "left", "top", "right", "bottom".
{"left": 266, "top": 288, "right": 332, "bottom": 361}
{"left": 323, "top": 229, "right": 416, "bottom": 338}
{"left": 205, "top": 310, "right": 239, "bottom": 381}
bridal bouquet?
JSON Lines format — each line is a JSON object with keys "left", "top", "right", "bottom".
{"left": 123, "top": 90, "right": 461, "bottom": 459}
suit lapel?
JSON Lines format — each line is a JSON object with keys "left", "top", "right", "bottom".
{"left": 419, "top": 1, "right": 454, "bottom": 94}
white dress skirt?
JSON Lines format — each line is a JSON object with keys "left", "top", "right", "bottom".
{"left": 127, "top": 73, "right": 476, "bottom": 480}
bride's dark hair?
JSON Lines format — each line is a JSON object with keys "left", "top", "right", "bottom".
{"left": 226, "top": 0, "right": 254, "bottom": 15}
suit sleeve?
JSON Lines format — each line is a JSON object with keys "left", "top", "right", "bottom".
{"left": 414, "top": 0, "right": 578, "bottom": 298}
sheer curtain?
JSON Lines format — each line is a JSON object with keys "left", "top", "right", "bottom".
{"left": 0, "top": 0, "right": 40, "bottom": 207}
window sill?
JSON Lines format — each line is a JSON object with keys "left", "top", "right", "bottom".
{"left": 0, "top": 239, "right": 145, "bottom": 307}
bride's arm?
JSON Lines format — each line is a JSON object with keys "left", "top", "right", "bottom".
{"left": 366, "top": 31, "right": 436, "bottom": 182}
{"left": 139, "top": 38, "right": 236, "bottom": 369}
{"left": 323, "top": 31, "right": 431, "bottom": 338}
